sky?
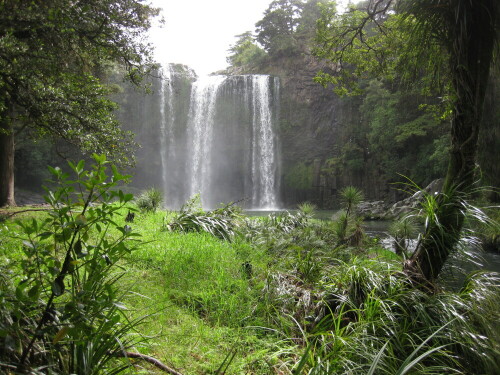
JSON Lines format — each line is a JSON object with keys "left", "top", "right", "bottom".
{"left": 148, "top": 0, "right": 354, "bottom": 76}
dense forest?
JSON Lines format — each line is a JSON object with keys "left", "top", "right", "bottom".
{"left": 1, "top": 0, "right": 499, "bottom": 374}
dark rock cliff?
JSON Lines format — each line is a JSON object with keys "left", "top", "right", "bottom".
{"left": 225, "top": 54, "right": 391, "bottom": 208}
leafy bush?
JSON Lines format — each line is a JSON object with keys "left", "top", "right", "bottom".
{"left": 136, "top": 187, "right": 163, "bottom": 213}
{"left": 294, "top": 259, "right": 500, "bottom": 374}
{"left": 166, "top": 201, "right": 242, "bottom": 241}
{"left": 0, "top": 154, "right": 144, "bottom": 374}
{"left": 298, "top": 201, "right": 317, "bottom": 217}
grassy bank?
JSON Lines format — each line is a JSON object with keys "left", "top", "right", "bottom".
{"left": 1, "top": 199, "right": 499, "bottom": 374}
{"left": 114, "top": 205, "right": 500, "bottom": 374}
{"left": 119, "top": 210, "right": 279, "bottom": 373}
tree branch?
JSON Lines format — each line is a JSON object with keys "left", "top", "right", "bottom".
{"left": 115, "top": 351, "right": 184, "bottom": 375}
{"left": 0, "top": 207, "right": 52, "bottom": 217}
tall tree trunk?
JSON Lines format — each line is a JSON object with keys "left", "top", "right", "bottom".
{"left": 404, "top": 0, "right": 497, "bottom": 283}
{"left": 0, "top": 101, "right": 16, "bottom": 207}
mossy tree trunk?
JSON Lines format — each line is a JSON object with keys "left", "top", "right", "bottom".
{"left": 403, "top": 0, "right": 497, "bottom": 283}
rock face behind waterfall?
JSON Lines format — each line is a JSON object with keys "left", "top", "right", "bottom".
{"left": 115, "top": 64, "right": 196, "bottom": 200}
{"left": 225, "top": 55, "right": 387, "bottom": 207}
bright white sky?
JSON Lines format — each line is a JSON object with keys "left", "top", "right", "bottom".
{"left": 148, "top": 0, "right": 354, "bottom": 76}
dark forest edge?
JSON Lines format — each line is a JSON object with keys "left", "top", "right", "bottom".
{"left": 0, "top": 0, "right": 160, "bottom": 208}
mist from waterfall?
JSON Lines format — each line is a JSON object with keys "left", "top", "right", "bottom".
{"left": 158, "top": 69, "right": 280, "bottom": 210}
{"left": 159, "top": 66, "right": 176, "bottom": 201}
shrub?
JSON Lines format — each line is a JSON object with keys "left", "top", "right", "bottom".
{"left": 167, "top": 201, "right": 242, "bottom": 241}
{"left": 136, "top": 187, "right": 163, "bottom": 213}
{"left": 0, "top": 154, "right": 144, "bottom": 374}
{"left": 389, "top": 215, "right": 418, "bottom": 256}
{"left": 294, "top": 259, "right": 500, "bottom": 374}
{"left": 340, "top": 185, "right": 364, "bottom": 215}
{"left": 298, "top": 201, "right": 317, "bottom": 217}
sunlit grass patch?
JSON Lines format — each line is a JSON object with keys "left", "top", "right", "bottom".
{"left": 124, "top": 209, "right": 270, "bottom": 326}
{"left": 121, "top": 260, "right": 291, "bottom": 374}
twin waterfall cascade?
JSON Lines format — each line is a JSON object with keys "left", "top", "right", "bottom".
{"left": 158, "top": 68, "right": 281, "bottom": 209}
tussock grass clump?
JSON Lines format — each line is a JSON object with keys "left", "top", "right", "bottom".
{"left": 298, "top": 202, "right": 317, "bottom": 217}
{"left": 340, "top": 185, "right": 364, "bottom": 215}
{"left": 136, "top": 187, "right": 163, "bottom": 213}
{"left": 389, "top": 215, "right": 418, "bottom": 256}
{"left": 167, "top": 211, "right": 236, "bottom": 241}
{"left": 166, "top": 201, "right": 243, "bottom": 241}
{"left": 294, "top": 259, "right": 500, "bottom": 374}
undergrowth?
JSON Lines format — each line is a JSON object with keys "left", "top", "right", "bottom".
{"left": 1, "top": 177, "right": 499, "bottom": 374}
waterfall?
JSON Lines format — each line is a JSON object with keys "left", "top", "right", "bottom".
{"left": 159, "top": 73, "right": 280, "bottom": 210}
{"left": 251, "top": 75, "right": 280, "bottom": 209}
{"left": 159, "top": 65, "right": 176, "bottom": 201}
{"left": 186, "top": 75, "right": 227, "bottom": 202}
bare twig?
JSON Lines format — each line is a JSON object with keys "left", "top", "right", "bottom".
{"left": 0, "top": 207, "right": 52, "bottom": 218}
{"left": 115, "top": 351, "right": 184, "bottom": 375}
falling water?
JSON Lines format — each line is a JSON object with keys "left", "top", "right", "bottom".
{"left": 159, "top": 66, "right": 175, "bottom": 199}
{"left": 159, "top": 73, "right": 280, "bottom": 209}
{"left": 251, "top": 75, "right": 280, "bottom": 208}
{"left": 186, "top": 75, "right": 228, "bottom": 202}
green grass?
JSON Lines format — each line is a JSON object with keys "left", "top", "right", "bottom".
{"left": 114, "top": 209, "right": 294, "bottom": 374}
{"left": 124, "top": 211, "right": 265, "bottom": 324}
{"left": 121, "top": 266, "right": 295, "bottom": 374}
{"left": 0, "top": 209, "right": 49, "bottom": 264}
{"left": 115, "top": 207, "right": 500, "bottom": 374}
{"left": 2, "top": 204, "right": 499, "bottom": 374}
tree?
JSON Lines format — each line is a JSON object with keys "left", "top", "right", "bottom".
{"left": 360, "top": 80, "right": 449, "bottom": 184}
{"left": 227, "top": 32, "right": 267, "bottom": 68}
{"left": 296, "top": 0, "right": 334, "bottom": 47}
{"left": 315, "top": 0, "right": 499, "bottom": 283}
{"left": 255, "top": 0, "right": 333, "bottom": 57}
{"left": 255, "top": 0, "right": 304, "bottom": 56}
{"left": 0, "top": 0, "right": 159, "bottom": 207}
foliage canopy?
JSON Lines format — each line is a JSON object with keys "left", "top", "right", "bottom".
{"left": 0, "top": 0, "right": 159, "bottom": 206}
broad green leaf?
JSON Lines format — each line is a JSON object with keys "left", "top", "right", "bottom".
{"left": 75, "top": 214, "right": 87, "bottom": 226}
{"left": 28, "top": 284, "right": 40, "bottom": 299}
